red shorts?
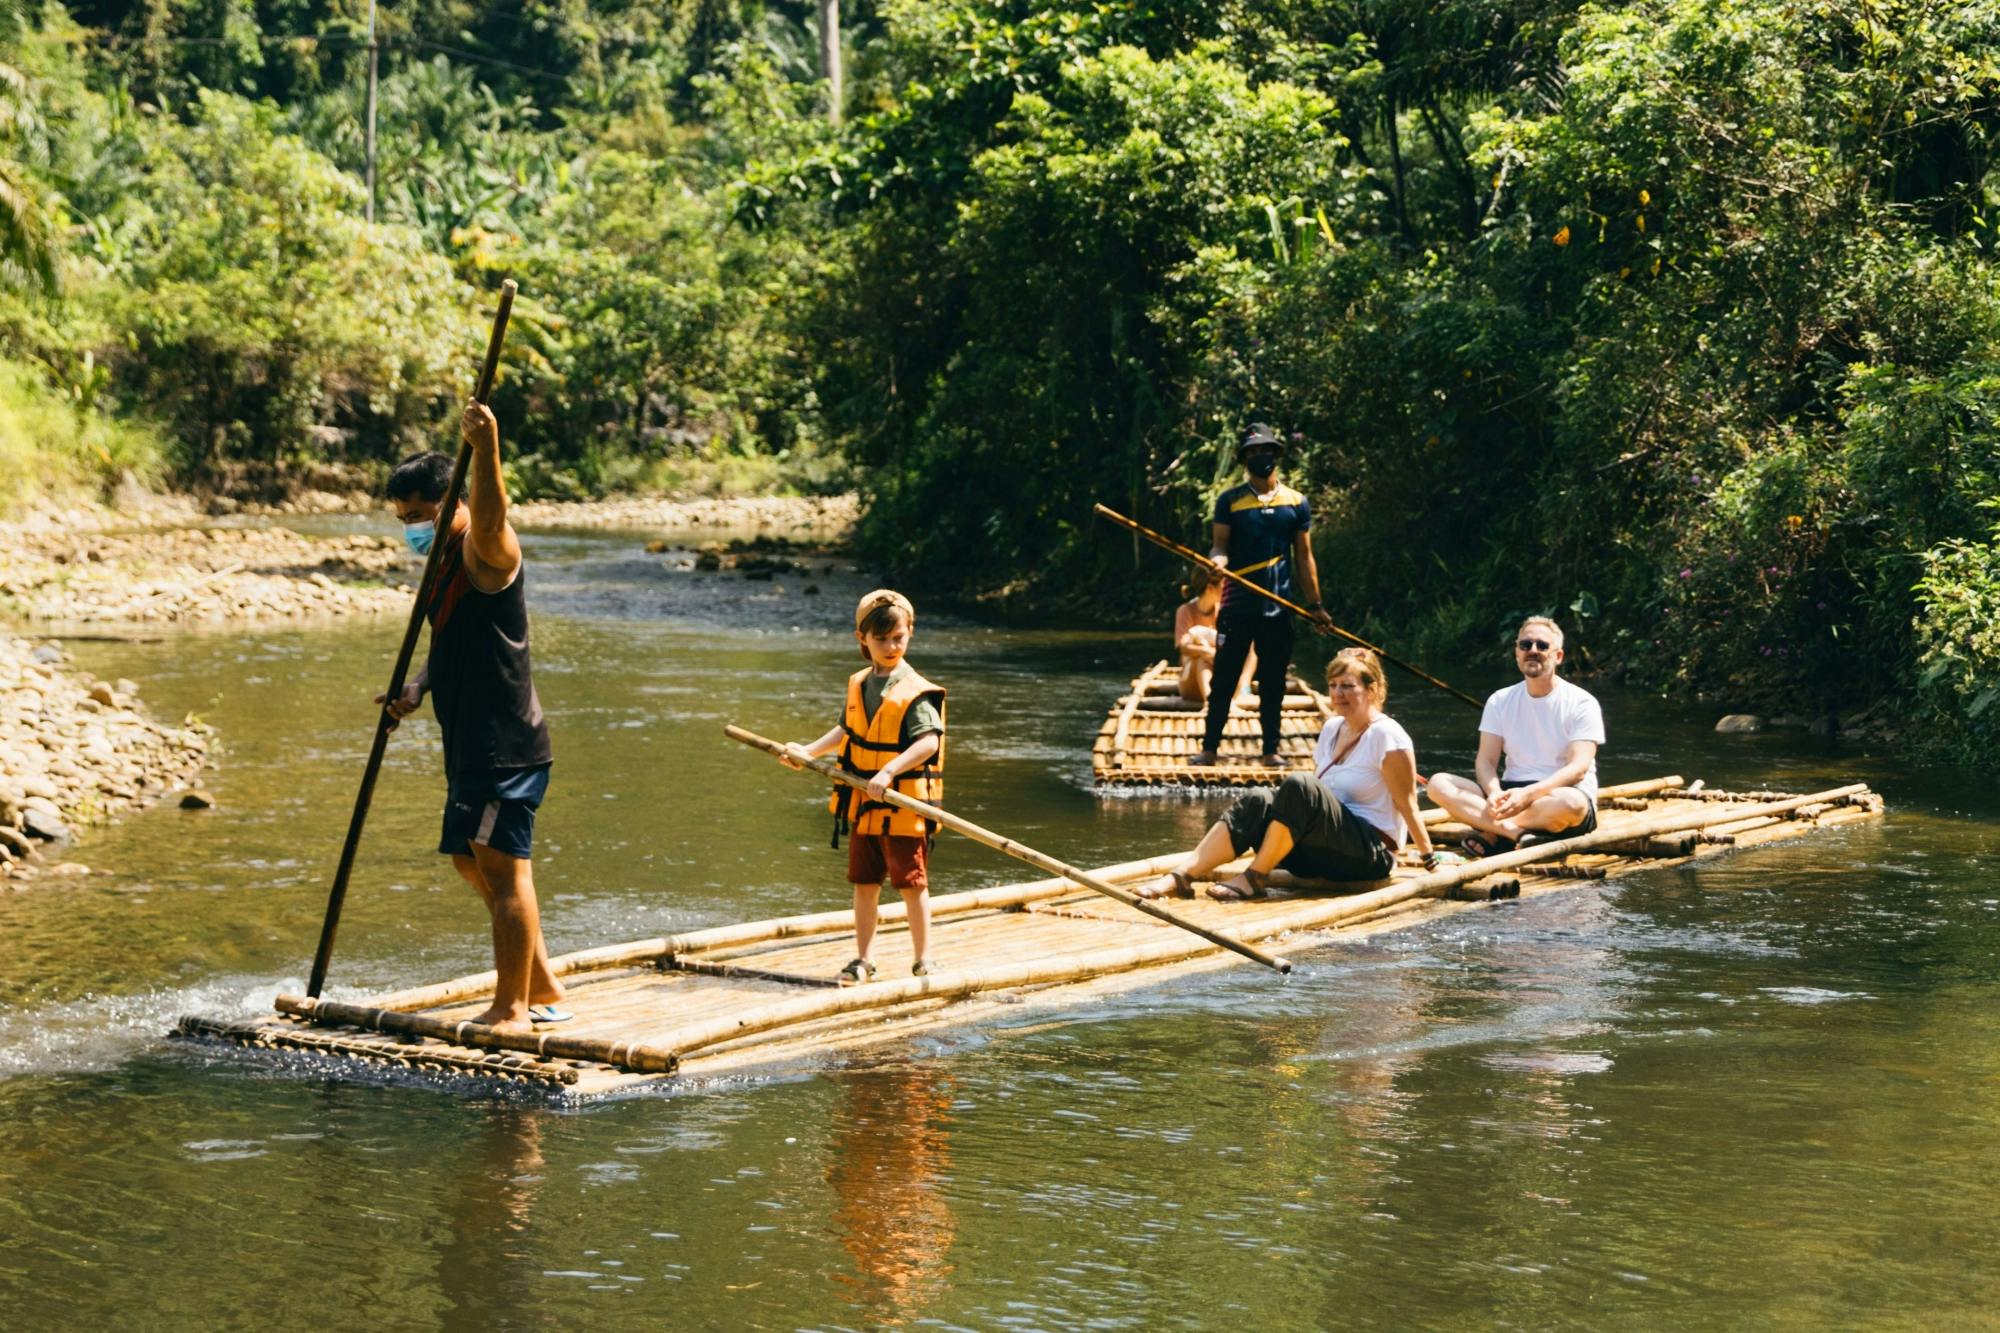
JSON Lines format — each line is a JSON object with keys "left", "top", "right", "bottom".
{"left": 847, "top": 833, "right": 929, "bottom": 891}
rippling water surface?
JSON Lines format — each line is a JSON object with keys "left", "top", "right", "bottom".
{"left": 2, "top": 526, "right": 1995, "bottom": 1329}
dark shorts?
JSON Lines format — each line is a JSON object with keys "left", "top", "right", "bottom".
{"left": 440, "top": 763, "right": 551, "bottom": 861}
{"left": 1223, "top": 774, "right": 1395, "bottom": 884}
{"left": 1502, "top": 779, "right": 1598, "bottom": 835}
{"left": 848, "top": 833, "right": 929, "bottom": 891}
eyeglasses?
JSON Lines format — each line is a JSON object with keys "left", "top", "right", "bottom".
{"left": 1517, "top": 639, "right": 1552, "bottom": 652}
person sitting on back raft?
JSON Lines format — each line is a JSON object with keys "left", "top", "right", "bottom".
{"left": 1192, "top": 422, "right": 1334, "bottom": 767}
{"left": 1173, "top": 565, "right": 1256, "bottom": 705}
{"left": 783, "top": 590, "right": 946, "bottom": 985}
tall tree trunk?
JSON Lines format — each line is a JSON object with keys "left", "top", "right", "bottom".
{"left": 819, "top": 0, "right": 842, "bottom": 127}
{"left": 1385, "top": 94, "right": 1411, "bottom": 242}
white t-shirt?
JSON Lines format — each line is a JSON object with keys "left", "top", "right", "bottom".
{"left": 1479, "top": 677, "right": 1605, "bottom": 797}
{"left": 1313, "top": 714, "right": 1415, "bottom": 847}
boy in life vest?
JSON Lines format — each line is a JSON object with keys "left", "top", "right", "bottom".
{"left": 782, "top": 590, "right": 946, "bottom": 984}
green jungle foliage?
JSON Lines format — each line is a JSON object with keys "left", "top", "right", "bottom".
{"left": 0, "top": 0, "right": 1996, "bottom": 757}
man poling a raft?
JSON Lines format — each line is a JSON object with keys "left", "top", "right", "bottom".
{"left": 1093, "top": 465, "right": 1482, "bottom": 718}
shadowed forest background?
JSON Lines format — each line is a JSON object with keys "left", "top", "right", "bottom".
{"left": 0, "top": 0, "right": 1997, "bottom": 757}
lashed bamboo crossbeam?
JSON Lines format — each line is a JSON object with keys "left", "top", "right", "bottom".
{"left": 727, "top": 723, "right": 1294, "bottom": 973}
{"left": 176, "top": 1014, "right": 584, "bottom": 1086}
{"left": 274, "top": 994, "right": 683, "bottom": 1073}
{"left": 362, "top": 852, "right": 1192, "bottom": 1012}
{"left": 1093, "top": 503, "right": 1481, "bottom": 709}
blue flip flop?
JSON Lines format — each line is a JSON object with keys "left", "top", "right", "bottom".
{"left": 528, "top": 1004, "right": 573, "bottom": 1024}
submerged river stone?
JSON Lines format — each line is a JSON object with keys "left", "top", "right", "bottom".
{"left": 1715, "top": 714, "right": 1766, "bottom": 733}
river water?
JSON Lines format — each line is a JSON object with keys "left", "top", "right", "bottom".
{"left": 2, "top": 526, "right": 1995, "bottom": 1329}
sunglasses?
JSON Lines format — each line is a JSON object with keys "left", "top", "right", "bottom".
{"left": 1517, "top": 638, "right": 1553, "bottom": 652}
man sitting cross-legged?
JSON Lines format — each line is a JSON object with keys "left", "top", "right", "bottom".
{"left": 1426, "top": 616, "right": 1605, "bottom": 857}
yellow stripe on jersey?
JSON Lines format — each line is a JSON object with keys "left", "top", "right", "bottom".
{"left": 1226, "top": 485, "right": 1305, "bottom": 514}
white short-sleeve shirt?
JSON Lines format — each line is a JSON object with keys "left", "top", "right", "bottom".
{"left": 1313, "top": 714, "right": 1416, "bottom": 847}
{"left": 1479, "top": 677, "right": 1605, "bottom": 797}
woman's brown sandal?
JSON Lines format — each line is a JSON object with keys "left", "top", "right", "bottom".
{"left": 1210, "top": 868, "right": 1268, "bottom": 902}
{"left": 1134, "top": 870, "right": 1197, "bottom": 901}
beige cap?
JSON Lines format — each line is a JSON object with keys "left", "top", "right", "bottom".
{"left": 854, "top": 588, "right": 915, "bottom": 631}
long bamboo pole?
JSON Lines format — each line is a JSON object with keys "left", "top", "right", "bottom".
{"left": 1092, "top": 502, "right": 1482, "bottom": 709}
{"left": 305, "top": 280, "right": 518, "bottom": 999}
{"left": 725, "top": 723, "right": 1294, "bottom": 974}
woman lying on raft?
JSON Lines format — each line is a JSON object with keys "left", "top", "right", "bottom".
{"left": 1137, "top": 647, "right": 1450, "bottom": 900}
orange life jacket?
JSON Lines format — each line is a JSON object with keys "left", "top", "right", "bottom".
{"left": 829, "top": 665, "right": 946, "bottom": 845}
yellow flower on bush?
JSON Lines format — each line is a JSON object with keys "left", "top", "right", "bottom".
{"left": 1553, "top": 225, "right": 1571, "bottom": 246}
{"left": 1786, "top": 514, "right": 1804, "bottom": 530}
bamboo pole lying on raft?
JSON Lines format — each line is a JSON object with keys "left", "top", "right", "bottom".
{"left": 360, "top": 852, "right": 1194, "bottom": 1013}
{"left": 726, "top": 723, "right": 1295, "bottom": 974}
{"left": 273, "top": 994, "right": 683, "bottom": 1074}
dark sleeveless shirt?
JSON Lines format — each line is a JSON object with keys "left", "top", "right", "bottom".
{"left": 425, "top": 530, "right": 553, "bottom": 778}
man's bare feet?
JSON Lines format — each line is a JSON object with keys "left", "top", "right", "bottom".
{"left": 469, "top": 1006, "right": 531, "bottom": 1030}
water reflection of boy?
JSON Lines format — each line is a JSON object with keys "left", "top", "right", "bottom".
{"left": 828, "top": 1065, "right": 957, "bottom": 1314}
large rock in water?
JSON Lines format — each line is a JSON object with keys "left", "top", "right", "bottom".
{"left": 20, "top": 804, "right": 67, "bottom": 841}
{"left": 1715, "top": 714, "right": 1766, "bottom": 734}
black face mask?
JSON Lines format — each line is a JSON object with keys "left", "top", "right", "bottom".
{"left": 1245, "top": 453, "right": 1279, "bottom": 479}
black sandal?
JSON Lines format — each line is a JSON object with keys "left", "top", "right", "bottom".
{"left": 1461, "top": 831, "right": 1516, "bottom": 859}
{"left": 1211, "top": 868, "right": 1268, "bottom": 901}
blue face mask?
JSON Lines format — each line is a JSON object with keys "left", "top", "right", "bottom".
{"left": 403, "top": 519, "right": 436, "bottom": 556}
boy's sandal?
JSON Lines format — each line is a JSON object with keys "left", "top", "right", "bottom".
{"left": 1421, "top": 850, "right": 1467, "bottom": 871}
{"left": 527, "top": 1004, "right": 573, "bottom": 1025}
{"left": 1210, "top": 868, "right": 1269, "bottom": 902}
{"left": 836, "top": 958, "right": 878, "bottom": 986}
{"left": 1460, "top": 832, "right": 1516, "bottom": 859}
{"left": 911, "top": 960, "right": 934, "bottom": 977}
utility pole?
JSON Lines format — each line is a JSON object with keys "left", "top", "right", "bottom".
{"left": 364, "top": 0, "right": 379, "bottom": 222}
{"left": 818, "top": 0, "right": 841, "bottom": 126}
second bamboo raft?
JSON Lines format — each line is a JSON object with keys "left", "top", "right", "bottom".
{"left": 1092, "top": 659, "right": 1333, "bottom": 787}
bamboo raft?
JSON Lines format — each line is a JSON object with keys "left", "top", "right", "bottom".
{"left": 175, "top": 776, "right": 1882, "bottom": 1099}
{"left": 1092, "top": 659, "right": 1334, "bottom": 787}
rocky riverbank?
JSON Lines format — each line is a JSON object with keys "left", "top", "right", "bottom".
{"left": 0, "top": 635, "right": 210, "bottom": 882}
{"left": 0, "top": 520, "right": 413, "bottom": 626}
{"left": 510, "top": 492, "right": 858, "bottom": 536}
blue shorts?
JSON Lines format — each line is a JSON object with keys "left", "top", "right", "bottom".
{"left": 439, "top": 763, "right": 551, "bottom": 861}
